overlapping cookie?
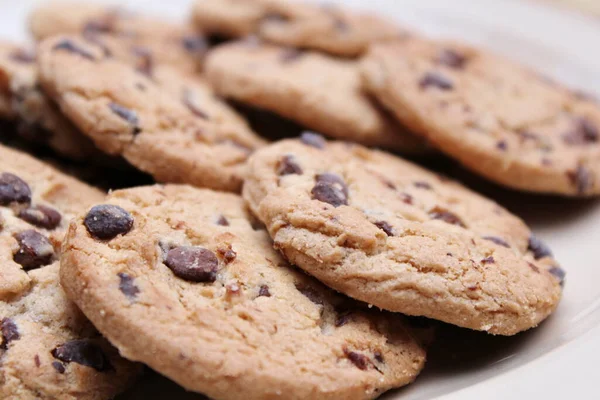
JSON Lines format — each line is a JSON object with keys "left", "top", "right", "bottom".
{"left": 243, "top": 135, "right": 564, "bottom": 335}
{"left": 61, "top": 184, "right": 426, "bottom": 399}
{"left": 192, "top": 0, "right": 403, "bottom": 57}
{"left": 361, "top": 36, "right": 600, "bottom": 196}
{"left": 29, "top": 2, "right": 207, "bottom": 73}
{"left": 205, "top": 41, "right": 426, "bottom": 153}
{"left": 37, "top": 35, "right": 266, "bottom": 192}
{"left": 0, "top": 144, "right": 139, "bottom": 399}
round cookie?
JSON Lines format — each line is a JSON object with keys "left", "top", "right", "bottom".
{"left": 192, "top": 0, "right": 404, "bottom": 57}
{"left": 29, "top": 2, "right": 207, "bottom": 73}
{"left": 205, "top": 41, "right": 426, "bottom": 153}
{"left": 0, "top": 144, "right": 139, "bottom": 399}
{"left": 37, "top": 35, "right": 266, "bottom": 192}
{"left": 0, "top": 42, "right": 104, "bottom": 161}
{"left": 243, "top": 136, "right": 564, "bottom": 335}
{"left": 60, "top": 185, "right": 427, "bottom": 400}
{"left": 361, "top": 36, "right": 600, "bottom": 196}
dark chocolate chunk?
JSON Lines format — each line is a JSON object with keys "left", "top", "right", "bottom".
{"left": 83, "top": 19, "right": 114, "bottom": 35}
{"left": 528, "top": 262, "right": 540, "bottom": 273}
{"left": 52, "top": 39, "right": 96, "bottom": 61}
{"left": 258, "top": 285, "right": 271, "bottom": 297}
{"left": 18, "top": 205, "right": 62, "bottom": 230}
{"left": 437, "top": 48, "right": 467, "bottom": 69}
{"left": 118, "top": 272, "right": 140, "bottom": 300}
{"left": 84, "top": 204, "right": 134, "bottom": 240}
{"left": 482, "top": 236, "right": 510, "bottom": 248}
{"left": 51, "top": 340, "right": 112, "bottom": 371}
{"left": 344, "top": 349, "right": 370, "bottom": 370}
{"left": 1, "top": 318, "right": 19, "bottom": 349}
{"left": 216, "top": 215, "right": 229, "bottom": 226}
{"left": 0, "top": 172, "right": 31, "bottom": 206}
{"left": 217, "top": 247, "right": 237, "bottom": 264}
{"left": 277, "top": 155, "right": 303, "bottom": 176}
{"left": 34, "top": 355, "right": 41, "bottom": 367}
{"left": 280, "top": 48, "right": 304, "bottom": 64}
{"left": 131, "top": 46, "right": 153, "bottom": 77}
{"left": 419, "top": 72, "right": 453, "bottom": 90}
{"left": 13, "top": 230, "right": 54, "bottom": 270}
{"left": 300, "top": 131, "right": 326, "bottom": 149}
{"left": 567, "top": 165, "right": 592, "bottom": 195}
{"left": 182, "top": 35, "right": 208, "bottom": 54}
{"left": 182, "top": 89, "right": 210, "bottom": 120}
{"left": 108, "top": 102, "right": 141, "bottom": 135}
{"left": 52, "top": 361, "right": 66, "bottom": 374}
{"left": 164, "top": 246, "right": 219, "bottom": 282}
{"left": 374, "top": 351, "right": 384, "bottom": 363}
{"left": 374, "top": 221, "right": 394, "bottom": 237}
{"left": 563, "top": 117, "right": 599, "bottom": 145}
{"left": 311, "top": 173, "right": 349, "bottom": 207}
{"left": 428, "top": 206, "right": 466, "bottom": 228}
{"left": 295, "top": 284, "right": 324, "bottom": 305}
{"left": 527, "top": 235, "right": 553, "bottom": 260}
{"left": 9, "top": 49, "right": 35, "bottom": 63}
{"left": 496, "top": 140, "right": 508, "bottom": 151}
{"left": 481, "top": 256, "right": 495, "bottom": 264}
{"left": 414, "top": 181, "right": 432, "bottom": 190}
{"left": 548, "top": 266, "right": 566, "bottom": 286}
{"left": 399, "top": 192, "right": 413, "bottom": 205}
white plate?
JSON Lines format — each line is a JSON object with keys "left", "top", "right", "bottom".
{"left": 2, "top": 1, "right": 599, "bottom": 399}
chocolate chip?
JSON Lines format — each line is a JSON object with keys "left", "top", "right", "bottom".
{"left": 131, "top": 46, "right": 153, "bottom": 77}
{"left": 428, "top": 206, "right": 465, "bottom": 228}
{"left": 216, "top": 215, "right": 229, "bottom": 226}
{"left": 182, "top": 35, "right": 208, "bottom": 54}
{"left": 52, "top": 39, "right": 95, "bottom": 61}
{"left": 18, "top": 205, "right": 62, "bottom": 230}
{"left": 34, "top": 355, "right": 40, "bottom": 367}
{"left": 419, "top": 72, "right": 453, "bottom": 90}
{"left": 0, "top": 172, "right": 31, "bottom": 206}
{"left": 399, "top": 192, "right": 413, "bottom": 205}
{"left": 548, "top": 266, "right": 566, "bottom": 286}
{"left": 437, "top": 49, "right": 467, "bottom": 69}
{"left": 295, "top": 283, "right": 324, "bottom": 305}
{"left": 182, "top": 89, "right": 210, "bottom": 120}
{"left": 118, "top": 273, "right": 140, "bottom": 300}
{"left": 1, "top": 318, "right": 19, "bottom": 349}
{"left": 83, "top": 19, "right": 113, "bottom": 35}
{"left": 344, "top": 349, "right": 370, "bottom": 370}
{"left": 108, "top": 102, "right": 141, "bottom": 135}
{"left": 9, "top": 49, "right": 35, "bottom": 63}
{"left": 528, "top": 235, "right": 553, "bottom": 260}
{"left": 374, "top": 221, "right": 394, "bottom": 236}
{"left": 528, "top": 262, "right": 540, "bottom": 273}
{"left": 482, "top": 236, "right": 510, "bottom": 248}
{"left": 567, "top": 165, "right": 592, "bottom": 195}
{"left": 217, "top": 247, "right": 237, "bottom": 264}
{"left": 258, "top": 285, "right": 271, "bottom": 297}
{"left": 311, "top": 173, "right": 348, "bottom": 207}
{"left": 164, "top": 246, "right": 219, "bottom": 282}
{"left": 277, "top": 155, "right": 303, "bottom": 176}
{"left": 481, "top": 256, "right": 495, "bottom": 264}
{"left": 52, "top": 361, "right": 66, "bottom": 374}
{"left": 300, "top": 131, "right": 326, "bottom": 149}
{"left": 562, "top": 117, "right": 599, "bottom": 145}
{"left": 84, "top": 204, "right": 134, "bottom": 240}
{"left": 414, "top": 181, "right": 432, "bottom": 190}
{"left": 374, "top": 351, "right": 384, "bottom": 363}
{"left": 496, "top": 140, "right": 508, "bottom": 151}
{"left": 280, "top": 48, "right": 304, "bottom": 64}
{"left": 13, "top": 230, "right": 54, "bottom": 270}
{"left": 51, "top": 340, "right": 112, "bottom": 371}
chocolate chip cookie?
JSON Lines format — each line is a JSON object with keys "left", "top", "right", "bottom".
{"left": 205, "top": 41, "right": 426, "bottom": 153}
{"left": 243, "top": 136, "right": 564, "bottom": 335}
{"left": 37, "top": 35, "right": 265, "bottom": 192}
{"left": 361, "top": 36, "right": 600, "bottom": 196}
{"left": 61, "top": 184, "right": 426, "bottom": 400}
{"left": 192, "top": 0, "right": 404, "bottom": 57}
{"left": 29, "top": 2, "right": 207, "bottom": 73}
{"left": 0, "top": 144, "right": 139, "bottom": 399}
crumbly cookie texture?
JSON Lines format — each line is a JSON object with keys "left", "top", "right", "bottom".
{"left": 29, "top": 2, "right": 207, "bottom": 73}
{"left": 61, "top": 184, "right": 426, "bottom": 400}
{"left": 192, "top": 0, "right": 404, "bottom": 57}
{"left": 37, "top": 35, "right": 266, "bottom": 192}
{"left": 361, "top": 37, "right": 600, "bottom": 197}
{"left": 0, "top": 41, "right": 104, "bottom": 161}
{"left": 205, "top": 41, "right": 426, "bottom": 153}
{"left": 243, "top": 137, "right": 564, "bottom": 335}
{"left": 0, "top": 144, "right": 139, "bottom": 400}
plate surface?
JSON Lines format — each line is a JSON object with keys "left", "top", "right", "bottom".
{"left": 1, "top": 0, "right": 599, "bottom": 399}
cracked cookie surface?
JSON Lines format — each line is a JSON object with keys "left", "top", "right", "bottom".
{"left": 243, "top": 137, "right": 564, "bottom": 335}
{"left": 37, "top": 35, "right": 265, "bottom": 192}
{"left": 205, "top": 41, "right": 426, "bottom": 153}
{"left": 0, "top": 144, "right": 139, "bottom": 400}
{"left": 192, "top": 0, "right": 403, "bottom": 57}
{"left": 61, "top": 184, "right": 426, "bottom": 400}
{"left": 361, "top": 37, "right": 600, "bottom": 196}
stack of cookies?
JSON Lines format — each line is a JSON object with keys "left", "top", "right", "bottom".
{"left": 0, "top": 0, "right": 588, "bottom": 399}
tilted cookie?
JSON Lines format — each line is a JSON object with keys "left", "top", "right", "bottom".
{"left": 37, "top": 35, "right": 266, "bottom": 192}
{"left": 0, "top": 42, "right": 105, "bottom": 161}
{"left": 361, "top": 37, "right": 600, "bottom": 196}
{"left": 205, "top": 41, "right": 426, "bottom": 153}
{"left": 29, "top": 2, "right": 207, "bottom": 73}
{"left": 61, "top": 185, "right": 426, "bottom": 400}
{"left": 0, "top": 144, "right": 139, "bottom": 399}
{"left": 243, "top": 136, "right": 565, "bottom": 335}
{"left": 192, "top": 0, "right": 403, "bottom": 57}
